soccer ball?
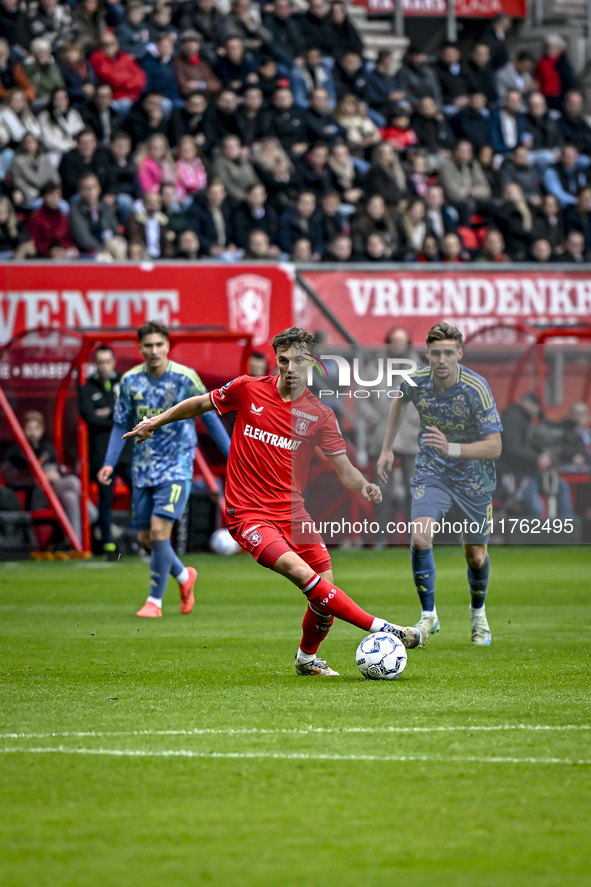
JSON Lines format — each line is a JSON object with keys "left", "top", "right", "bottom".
{"left": 356, "top": 632, "right": 407, "bottom": 680}
{"left": 209, "top": 528, "right": 241, "bottom": 556}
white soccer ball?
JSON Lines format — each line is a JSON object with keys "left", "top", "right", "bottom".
{"left": 356, "top": 632, "right": 407, "bottom": 680}
{"left": 209, "top": 528, "right": 241, "bottom": 556}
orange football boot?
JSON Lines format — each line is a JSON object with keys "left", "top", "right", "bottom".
{"left": 136, "top": 601, "right": 162, "bottom": 618}
{"left": 179, "top": 567, "right": 198, "bottom": 614}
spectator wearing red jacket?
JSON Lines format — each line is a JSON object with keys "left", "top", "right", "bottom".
{"left": 534, "top": 35, "right": 575, "bottom": 112}
{"left": 27, "top": 182, "right": 78, "bottom": 258}
{"left": 379, "top": 107, "right": 418, "bottom": 157}
{"left": 89, "top": 31, "right": 146, "bottom": 114}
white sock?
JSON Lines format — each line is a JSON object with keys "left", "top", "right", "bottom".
{"left": 176, "top": 567, "right": 189, "bottom": 585}
{"left": 422, "top": 609, "right": 437, "bottom": 617}
{"left": 147, "top": 596, "right": 162, "bottom": 608}
{"left": 296, "top": 648, "right": 316, "bottom": 664}
{"left": 370, "top": 617, "right": 388, "bottom": 632}
{"left": 470, "top": 604, "right": 485, "bottom": 616}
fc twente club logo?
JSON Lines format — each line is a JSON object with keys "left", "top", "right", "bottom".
{"left": 226, "top": 275, "right": 271, "bottom": 346}
{"left": 295, "top": 417, "right": 310, "bottom": 436}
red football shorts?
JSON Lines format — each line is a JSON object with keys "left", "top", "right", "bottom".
{"left": 227, "top": 511, "right": 332, "bottom": 573}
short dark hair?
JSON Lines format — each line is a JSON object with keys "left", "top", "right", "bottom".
{"left": 249, "top": 351, "right": 269, "bottom": 371}
{"left": 516, "top": 50, "right": 534, "bottom": 62}
{"left": 271, "top": 327, "right": 315, "bottom": 354}
{"left": 77, "top": 127, "right": 96, "bottom": 142}
{"left": 40, "top": 181, "right": 61, "bottom": 197}
{"left": 425, "top": 321, "right": 463, "bottom": 346}
{"left": 110, "top": 129, "right": 131, "bottom": 143}
{"left": 137, "top": 320, "right": 169, "bottom": 342}
{"left": 95, "top": 344, "right": 115, "bottom": 357}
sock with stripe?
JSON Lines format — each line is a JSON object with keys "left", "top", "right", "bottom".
{"left": 411, "top": 546, "right": 436, "bottom": 613}
{"left": 301, "top": 575, "right": 375, "bottom": 630}
{"left": 299, "top": 602, "right": 334, "bottom": 656}
{"left": 467, "top": 553, "right": 490, "bottom": 609}
{"left": 147, "top": 539, "right": 175, "bottom": 605}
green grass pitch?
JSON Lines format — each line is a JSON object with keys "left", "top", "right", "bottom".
{"left": 1, "top": 546, "right": 590, "bottom": 887}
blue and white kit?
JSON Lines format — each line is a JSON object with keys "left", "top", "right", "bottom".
{"left": 400, "top": 364, "right": 503, "bottom": 543}
{"left": 104, "top": 360, "right": 230, "bottom": 527}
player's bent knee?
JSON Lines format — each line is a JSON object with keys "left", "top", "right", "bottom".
{"left": 149, "top": 517, "right": 173, "bottom": 543}
{"left": 464, "top": 545, "right": 487, "bottom": 567}
{"left": 272, "top": 550, "right": 315, "bottom": 586}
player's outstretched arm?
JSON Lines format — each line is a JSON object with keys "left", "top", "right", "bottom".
{"left": 328, "top": 454, "right": 382, "bottom": 504}
{"left": 122, "top": 393, "right": 214, "bottom": 443}
{"left": 377, "top": 399, "right": 409, "bottom": 482}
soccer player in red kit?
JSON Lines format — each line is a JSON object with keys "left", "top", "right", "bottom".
{"left": 124, "top": 327, "right": 422, "bottom": 675}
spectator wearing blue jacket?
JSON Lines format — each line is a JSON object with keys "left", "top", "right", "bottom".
{"left": 141, "top": 34, "right": 183, "bottom": 109}
{"left": 291, "top": 48, "right": 336, "bottom": 110}
{"left": 115, "top": 1, "right": 151, "bottom": 61}
{"left": 489, "top": 90, "right": 528, "bottom": 155}
{"left": 543, "top": 145, "right": 591, "bottom": 208}
{"left": 364, "top": 50, "right": 406, "bottom": 123}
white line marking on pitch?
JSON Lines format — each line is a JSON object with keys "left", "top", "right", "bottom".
{"left": 0, "top": 747, "right": 589, "bottom": 765}
{"left": 0, "top": 724, "right": 589, "bottom": 740}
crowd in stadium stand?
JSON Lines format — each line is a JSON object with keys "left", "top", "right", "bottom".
{"left": 1, "top": 2, "right": 590, "bottom": 263}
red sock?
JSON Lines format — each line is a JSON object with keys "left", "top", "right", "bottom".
{"left": 299, "top": 603, "right": 334, "bottom": 655}
{"left": 302, "top": 575, "right": 374, "bottom": 631}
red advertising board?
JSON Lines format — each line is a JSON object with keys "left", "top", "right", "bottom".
{"left": 0, "top": 262, "right": 293, "bottom": 348}
{"left": 4, "top": 264, "right": 590, "bottom": 350}
{"left": 354, "top": 0, "right": 527, "bottom": 17}
{"left": 296, "top": 268, "right": 591, "bottom": 343}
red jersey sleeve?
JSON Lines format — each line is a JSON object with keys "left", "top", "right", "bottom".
{"left": 209, "top": 375, "right": 247, "bottom": 416}
{"left": 316, "top": 410, "right": 347, "bottom": 457}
